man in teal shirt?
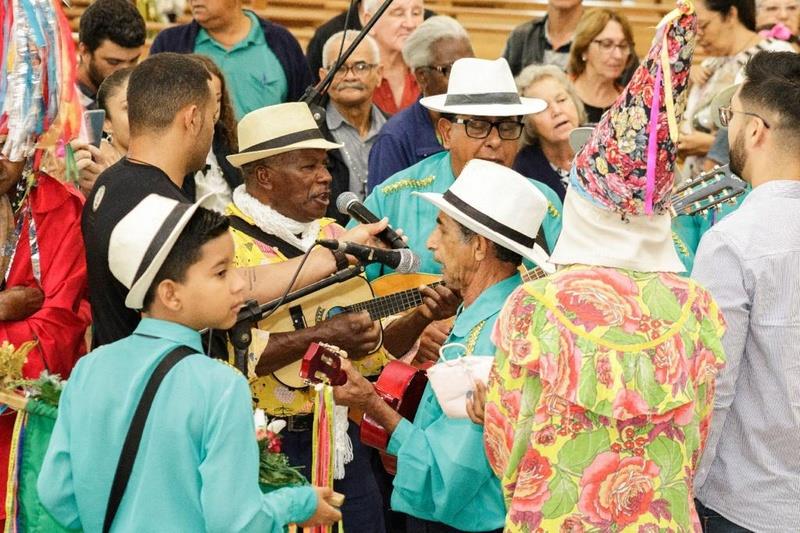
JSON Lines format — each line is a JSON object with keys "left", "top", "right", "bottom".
{"left": 335, "top": 160, "right": 554, "bottom": 532}
{"left": 352, "top": 58, "right": 562, "bottom": 280}
{"left": 150, "top": 0, "right": 312, "bottom": 119}
{"left": 38, "top": 195, "right": 338, "bottom": 531}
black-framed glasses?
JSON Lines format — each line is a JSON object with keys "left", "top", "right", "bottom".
{"left": 328, "top": 61, "right": 378, "bottom": 77}
{"left": 718, "top": 105, "right": 771, "bottom": 128}
{"left": 423, "top": 63, "right": 454, "bottom": 77}
{"left": 450, "top": 118, "right": 524, "bottom": 140}
{"left": 591, "top": 39, "right": 631, "bottom": 56}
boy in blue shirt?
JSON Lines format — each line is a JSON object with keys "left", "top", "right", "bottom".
{"left": 38, "top": 194, "right": 341, "bottom": 532}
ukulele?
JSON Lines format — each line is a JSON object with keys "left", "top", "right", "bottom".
{"left": 266, "top": 277, "right": 443, "bottom": 389}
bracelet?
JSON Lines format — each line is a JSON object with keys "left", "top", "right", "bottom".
{"left": 331, "top": 248, "right": 349, "bottom": 271}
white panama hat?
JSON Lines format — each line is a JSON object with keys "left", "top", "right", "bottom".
{"left": 227, "top": 102, "right": 341, "bottom": 168}
{"left": 109, "top": 193, "right": 217, "bottom": 310}
{"left": 420, "top": 58, "right": 547, "bottom": 117}
{"left": 413, "top": 159, "right": 554, "bottom": 272}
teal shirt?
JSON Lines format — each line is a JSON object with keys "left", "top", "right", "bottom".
{"left": 38, "top": 318, "right": 316, "bottom": 532}
{"left": 354, "top": 152, "right": 563, "bottom": 280}
{"left": 386, "top": 273, "right": 522, "bottom": 531}
{"left": 195, "top": 11, "right": 288, "bottom": 119}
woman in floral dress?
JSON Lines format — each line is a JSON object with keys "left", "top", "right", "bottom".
{"left": 482, "top": 2, "right": 727, "bottom": 531}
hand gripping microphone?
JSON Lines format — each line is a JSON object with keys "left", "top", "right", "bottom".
{"left": 317, "top": 240, "right": 420, "bottom": 273}
{"left": 336, "top": 192, "right": 408, "bottom": 249}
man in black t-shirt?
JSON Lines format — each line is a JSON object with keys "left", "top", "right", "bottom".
{"left": 83, "top": 54, "right": 392, "bottom": 348}
{"left": 83, "top": 53, "right": 215, "bottom": 347}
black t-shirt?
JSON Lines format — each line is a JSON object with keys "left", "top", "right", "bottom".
{"left": 82, "top": 158, "right": 189, "bottom": 348}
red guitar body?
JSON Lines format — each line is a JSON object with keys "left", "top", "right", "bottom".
{"left": 360, "top": 360, "right": 429, "bottom": 474}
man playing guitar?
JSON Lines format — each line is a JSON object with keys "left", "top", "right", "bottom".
{"left": 333, "top": 160, "right": 553, "bottom": 533}
{"left": 224, "top": 102, "right": 396, "bottom": 532}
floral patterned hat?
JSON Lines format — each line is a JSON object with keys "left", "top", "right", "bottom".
{"left": 571, "top": 0, "right": 697, "bottom": 217}
{"left": 550, "top": 0, "right": 696, "bottom": 273}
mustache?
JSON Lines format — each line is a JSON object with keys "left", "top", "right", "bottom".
{"left": 333, "top": 81, "right": 366, "bottom": 91}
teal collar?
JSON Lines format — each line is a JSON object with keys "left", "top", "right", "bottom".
{"left": 196, "top": 10, "right": 262, "bottom": 50}
{"left": 450, "top": 273, "right": 521, "bottom": 338}
{"left": 134, "top": 318, "right": 205, "bottom": 354}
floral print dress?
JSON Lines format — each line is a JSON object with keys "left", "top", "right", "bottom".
{"left": 484, "top": 266, "right": 726, "bottom": 532}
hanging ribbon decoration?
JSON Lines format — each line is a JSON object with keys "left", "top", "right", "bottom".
{"left": 310, "top": 384, "right": 344, "bottom": 533}
{"left": 1, "top": 0, "right": 81, "bottom": 160}
{"left": 644, "top": 0, "right": 694, "bottom": 214}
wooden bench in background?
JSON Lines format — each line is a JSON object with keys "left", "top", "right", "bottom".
{"left": 66, "top": 0, "right": 675, "bottom": 61}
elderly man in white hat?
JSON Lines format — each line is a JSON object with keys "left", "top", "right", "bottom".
{"left": 353, "top": 56, "right": 564, "bottom": 361}
{"left": 224, "top": 101, "right": 392, "bottom": 532}
{"left": 356, "top": 57, "right": 561, "bottom": 278}
{"left": 334, "top": 159, "right": 552, "bottom": 533}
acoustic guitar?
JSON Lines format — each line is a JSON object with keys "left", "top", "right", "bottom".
{"left": 264, "top": 276, "right": 443, "bottom": 389}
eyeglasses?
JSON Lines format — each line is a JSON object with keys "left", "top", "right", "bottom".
{"left": 718, "top": 105, "right": 771, "bottom": 128}
{"left": 423, "top": 63, "right": 454, "bottom": 77}
{"left": 327, "top": 61, "right": 378, "bottom": 77}
{"left": 450, "top": 118, "right": 524, "bottom": 140}
{"left": 591, "top": 39, "right": 631, "bottom": 56}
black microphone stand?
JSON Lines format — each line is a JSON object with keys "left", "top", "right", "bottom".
{"left": 300, "top": 0, "right": 396, "bottom": 124}
{"left": 226, "top": 265, "right": 364, "bottom": 374}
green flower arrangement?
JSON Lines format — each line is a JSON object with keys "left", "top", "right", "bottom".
{"left": 254, "top": 409, "right": 308, "bottom": 491}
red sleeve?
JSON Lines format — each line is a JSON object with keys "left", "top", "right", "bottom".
{"left": 0, "top": 176, "right": 89, "bottom": 379}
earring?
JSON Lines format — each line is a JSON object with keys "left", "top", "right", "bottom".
{"left": 581, "top": 55, "right": 587, "bottom": 61}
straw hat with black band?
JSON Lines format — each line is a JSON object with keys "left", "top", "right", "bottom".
{"left": 227, "top": 102, "right": 342, "bottom": 168}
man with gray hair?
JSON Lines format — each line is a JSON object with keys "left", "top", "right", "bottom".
{"left": 367, "top": 16, "right": 474, "bottom": 191}
{"left": 319, "top": 30, "right": 387, "bottom": 222}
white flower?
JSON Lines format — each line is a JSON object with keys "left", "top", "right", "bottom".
{"left": 267, "top": 419, "right": 287, "bottom": 435}
{"left": 253, "top": 408, "right": 267, "bottom": 431}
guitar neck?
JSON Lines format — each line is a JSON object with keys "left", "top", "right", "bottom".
{"left": 346, "top": 282, "right": 444, "bottom": 321}
{"left": 521, "top": 266, "right": 548, "bottom": 283}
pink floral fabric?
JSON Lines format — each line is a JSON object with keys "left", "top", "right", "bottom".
{"left": 484, "top": 266, "right": 726, "bottom": 532}
{"left": 571, "top": 1, "right": 696, "bottom": 216}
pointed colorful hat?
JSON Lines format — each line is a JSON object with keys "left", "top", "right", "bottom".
{"left": 570, "top": 0, "right": 696, "bottom": 217}
{"left": 551, "top": 0, "right": 696, "bottom": 272}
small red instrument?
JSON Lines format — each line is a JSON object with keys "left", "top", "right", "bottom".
{"left": 299, "top": 342, "right": 347, "bottom": 386}
{"left": 299, "top": 344, "right": 429, "bottom": 474}
{"left": 360, "top": 360, "right": 429, "bottom": 474}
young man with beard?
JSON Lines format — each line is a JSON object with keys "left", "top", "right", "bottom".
{"left": 692, "top": 51, "right": 800, "bottom": 533}
{"left": 76, "top": 0, "right": 145, "bottom": 110}
{"left": 480, "top": 4, "right": 727, "bottom": 530}
{"left": 82, "top": 53, "right": 218, "bottom": 348}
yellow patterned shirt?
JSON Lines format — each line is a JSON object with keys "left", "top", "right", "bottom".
{"left": 484, "top": 266, "right": 726, "bottom": 532}
{"left": 226, "top": 202, "right": 387, "bottom": 416}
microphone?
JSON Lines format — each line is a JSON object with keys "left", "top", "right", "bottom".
{"left": 336, "top": 192, "right": 408, "bottom": 249}
{"left": 317, "top": 240, "right": 420, "bottom": 274}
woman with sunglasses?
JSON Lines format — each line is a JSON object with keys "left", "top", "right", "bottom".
{"left": 567, "top": 9, "right": 637, "bottom": 124}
